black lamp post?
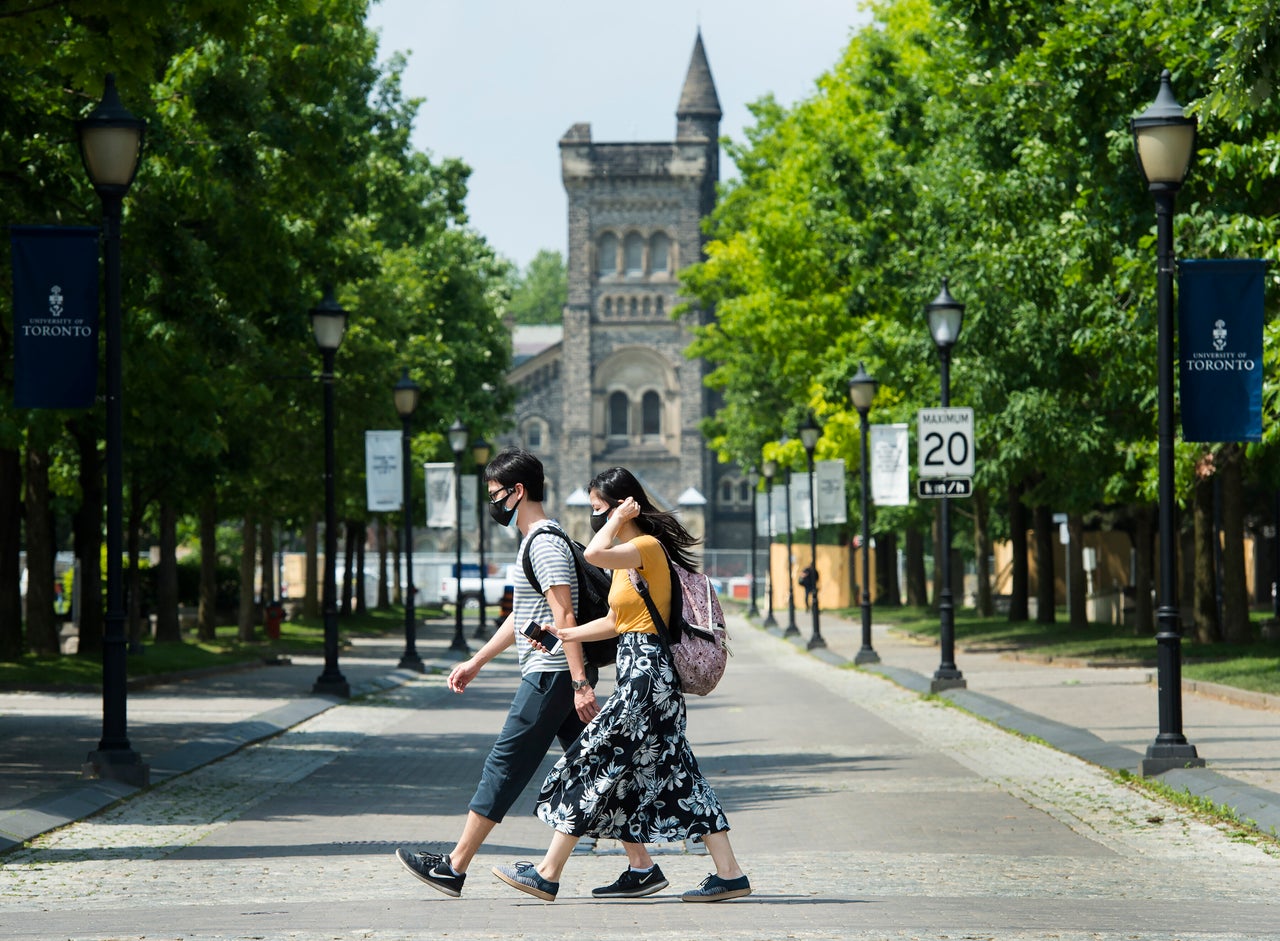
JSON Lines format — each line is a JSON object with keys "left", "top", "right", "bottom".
{"left": 762, "top": 459, "right": 779, "bottom": 629}
{"left": 926, "top": 279, "right": 966, "bottom": 692}
{"left": 472, "top": 437, "right": 492, "bottom": 638}
{"left": 311, "top": 290, "right": 351, "bottom": 698}
{"left": 849, "top": 362, "right": 881, "bottom": 665}
{"left": 782, "top": 440, "right": 799, "bottom": 638}
{"left": 799, "top": 413, "right": 825, "bottom": 649}
{"left": 78, "top": 74, "right": 149, "bottom": 786}
{"left": 448, "top": 419, "right": 471, "bottom": 654}
{"left": 747, "top": 466, "right": 761, "bottom": 619}
{"left": 393, "top": 370, "right": 424, "bottom": 672}
{"left": 1131, "top": 69, "right": 1203, "bottom": 775}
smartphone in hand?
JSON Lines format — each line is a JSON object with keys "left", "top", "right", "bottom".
{"left": 521, "top": 618, "right": 563, "bottom": 655}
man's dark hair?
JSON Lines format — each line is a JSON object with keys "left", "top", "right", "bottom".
{"left": 485, "top": 448, "right": 545, "bottom": 502}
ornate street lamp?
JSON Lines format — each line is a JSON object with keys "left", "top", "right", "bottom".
{"left": 447, "top": 419, "right": 471, "bottom": 654}
{"left": 78, "top": 74, "right": 149, "bottom": 786}
{"left": 472, "top": 437, "right": 492, "bottom": 638}
{"left": 747, "top": 466, "right": 761, "bottom": 619}
{"left": 311, "top": 289, "right": 350, "bottom": 698}
{"left": 1131, "top": 69, "right": 1203, "bottom": 775}
{"left": 762, "top": 459, "right": 779, "bottom": 629}
{"left": 393, "top": 370, "right": 424, "bottom": 672}
{"left": 849, "top": 362, "right": 881, "bottom": 665}
{"left": 926, "top": 279, "right": 966, "bottom": 691}
{"left": 799, "top": 413, "right": 825, "bottom": 649}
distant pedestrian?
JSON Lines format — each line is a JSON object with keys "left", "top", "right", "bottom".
{"left": 799, "top": 565, "right": 818, "bottom": 611}
{"left": 492, "top": 466, "right": 750, "bottom": 903}
{"left": 394, "top": 448, "right": 601, "bottom": 898}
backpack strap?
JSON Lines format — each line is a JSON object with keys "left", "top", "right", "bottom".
{"left": 520, "top": 524, "right": 573, "bottom": 596}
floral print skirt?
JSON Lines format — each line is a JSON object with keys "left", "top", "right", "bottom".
{"left": 535, "top": 632, "right": 730, "bottom": 842}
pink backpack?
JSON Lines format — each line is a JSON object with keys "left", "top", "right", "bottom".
{"left": 630, "top": 560, "right": 730, "bottom": 696}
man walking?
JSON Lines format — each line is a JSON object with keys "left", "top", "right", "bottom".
{"left": 395, "top": 448, "right": 599, "bottom": 896}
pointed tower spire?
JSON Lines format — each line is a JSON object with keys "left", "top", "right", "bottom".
{"left": 677, "top": 30, "right": 721, "bottom": 141}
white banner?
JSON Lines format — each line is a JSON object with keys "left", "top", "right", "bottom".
{"left": 425, "top": 462, "right": 480, "bottom": 529}
{"left": 816, "top": 459, "right": 847, "bottom": 525}
{"left": 755, "top": 484, "right": 771, "bottom": 537}
{"left": 792, "top": 475, "right": 811, "bottom": 530}
{"left": 870, "top": 423, "right": 910, "bottom": 507}
{"left": 770, "top": 482, "right": 791, "bottom": 536}
{"left": 365, "top": 431, "right": 402, "bottom": 512}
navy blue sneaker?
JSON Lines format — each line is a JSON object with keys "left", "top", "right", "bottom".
{"left": 680, "top": 872, "right": 751, "bottom": 902}
{"left": 493, "top": 860, "right": 559, "bottom": 901}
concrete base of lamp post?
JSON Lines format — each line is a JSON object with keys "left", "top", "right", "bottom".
{"left": 82, "top": 751, "right": 150, "bottom": 787}
{"left": 854, "top": 647, "right": 881, "bottom": 665}
{"left": 930, "top": 675, "right": 967, "bottom": 693}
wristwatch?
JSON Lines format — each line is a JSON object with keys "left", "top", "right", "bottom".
{"left": 571, "top": 678, "right": 592, "bottom": 691}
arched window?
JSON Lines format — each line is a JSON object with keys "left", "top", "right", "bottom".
{"left": 525, "top": 423, "right": 542, "bottom": 450}
{"left": 624, "top": 232, "right": 645, "bottom": 276}
{"left": 650, "top": 232, "right": 671, "bottom": 274}
{"left": 608, "top": 391, "right": 629, "bottom": 437}
{"left": 641, "top": 390, "right": 661, "bottom": 436}
{"left": 602, "top": 297, "right": 613, "bottom": 317}
{"left": 738, "top": 481, "right": 751, "bottom": 503}
{"left": 597, "top": 233, "right": 619, "bottom": 276}
{"left": 656, "top": 296, "right": 664, "bottom": 316}
{"left": 720, "top": 479, "right": 735, "bottom": 504}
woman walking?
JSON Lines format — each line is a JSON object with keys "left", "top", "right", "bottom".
{"left": 492, "top": 467, "right": 751, "bottom": 903}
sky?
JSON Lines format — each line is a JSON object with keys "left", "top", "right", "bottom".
{"left": 364, "top": 0, "right": 873, "bottom": 271}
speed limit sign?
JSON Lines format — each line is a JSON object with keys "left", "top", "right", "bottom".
{"left": 917, "top": 407, "right": 974, "bottom": 478}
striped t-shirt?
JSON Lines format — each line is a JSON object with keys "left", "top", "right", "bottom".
{"left": 514, "top": 519, "right": 579, "bottom": 675}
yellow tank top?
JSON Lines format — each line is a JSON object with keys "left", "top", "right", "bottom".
{"left": 608, "top": 534, "right": 670, "bottom": 635}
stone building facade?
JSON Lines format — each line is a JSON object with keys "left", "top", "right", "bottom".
{"left": 501, "top": 33, "right": 753, "bottom": 550}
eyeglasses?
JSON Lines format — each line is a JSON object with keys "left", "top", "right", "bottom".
{"left": 488, "top": 485, "right": 515, "bottom": 506}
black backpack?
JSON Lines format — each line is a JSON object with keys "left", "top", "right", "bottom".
{"left": 521, "top": 526, "right": 617, "bottom": 668}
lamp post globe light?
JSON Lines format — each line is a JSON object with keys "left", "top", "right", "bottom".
{"left": 747, "top": 466, "right": 761, "bottom": 619}
{"left": 1131, "top": 69, "right": 1203, "bottom": 775}
{"left": 799, "top": 413, "right": 825, "bottom": 650}
{"left": 78, "top": 74, "right": 149, "bottom": 785}
{"left": 447, "top": 419, "right": 471, "bottom": 654}
{"left": 849, "top": 362, "right": 881, "bottom": 665}
{"left": 761, "top": 459, "right": 779, "bottom": 629}
{"left": 393, "top": 370, "right": 425, "bottom": 672}
{"left": 472, "top": 437, "right": 492, "bottom": 638}
{"left": 311, "top": 290, "right": 351, "bottom": 698}
{"left": 926, "top": 279, "right": 966, "bottom": 692}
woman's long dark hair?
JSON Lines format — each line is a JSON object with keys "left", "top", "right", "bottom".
{"left": 589, "top": 467, "right": 700, "bottom": 571}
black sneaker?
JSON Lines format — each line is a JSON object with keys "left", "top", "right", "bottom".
{"left": 492, "top": 860, "right": 559, "bottom": 901}
{"left": 396, "top": 848, "right": 465, "bottom": 897}
{"left": 592, "top": 864, "right": 669, "bottom": 898}
{"left": 680, "top": 872, "right": 752, "bottom": 902}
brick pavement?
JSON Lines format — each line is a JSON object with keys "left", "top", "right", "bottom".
{"left": 1, "top": 610, "right": 1279, "bottom": 940}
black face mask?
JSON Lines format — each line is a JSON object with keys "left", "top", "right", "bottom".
{"left": 589, "top": 508, "right": 611, "bottom": 533}
{"left": 488, "top": 493, "right": 521, "bottom": 528}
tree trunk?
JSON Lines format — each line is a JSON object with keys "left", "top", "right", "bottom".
{"left": 1192, "top": 471, "right": 1219, "bottom": 643}
{"left": 304, "top": 513, "right": 319, "bottom": 619}
{"left": 126, "top": 482, "right": 144, "bottom": 651}
{"left": 238, "top": 512, "right": 257, "bottom": 641}
{"left": 377, "top": 517, "right": 390, "bottom": 609}
{"left": 905, "top": 526, "right": 927, "bottom": 607}
{"left": 875, "top": 530, "right": 901, "bottom": 607}
{"left": 260, "top": 520, "right": 275, "bottom": 610}
{"left": 341, "top": 519, "right": 358, "bottom": 616}
{"left": 24, "top": 444, "right": 59, "bottom": 655}
{"left": 1007, "top": 483, "right": 1030, "bottom": 621}
{"left": 0, "top": 446, "right": 22, "bottom": 659}
{"left": 1033, "top": 503, "right": 1056, "bottom": 624}
{"left": 354, "top": 522, "right": 367, "bottom": 614}
{"left": 1219, "top": 449, "right": 1251, "bottom": 643}
{"left": 392, "top": 521, "right": 403, "bottom": 606}
{"left": 154, "top": 500, "right": 180, "bottom": 642}
{"left": 1179, "top": 524, "right": 1195, "bottom": 632}
{"left": 1132, "top": 503, "right": 1155, "bottom": 636}
{"left": 1067, "top": 513, "right": 1086, "bottom": 628}
{"left": 198, "top": 494, "right": 218, "bottom": 641}
{"left": 974, "top": 487, "right": 992, "bottom": 617}
{"left": 69, "top": 421, "right": 102, "bottom": 656}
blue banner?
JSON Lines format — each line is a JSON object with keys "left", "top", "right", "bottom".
{"left": 1178, "top": 259, "right": 1266, "bottom": 443}
{"left": 10, "top": 225, "right": 100, "bottom": 409}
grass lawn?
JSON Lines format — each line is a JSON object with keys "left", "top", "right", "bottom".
{"left": 861, "top": 605, "right": 1280, "bottom": 696}
{"left": 0, "top": 604, "right": 446, "bottom": 689}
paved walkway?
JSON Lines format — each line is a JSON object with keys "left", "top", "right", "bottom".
{"left": 1, "top": 608, "right": 1278, "bottom": 940}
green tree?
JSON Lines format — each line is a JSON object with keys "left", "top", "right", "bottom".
{"left": 507, "top": 249, "right": 567, "bottom": 325}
